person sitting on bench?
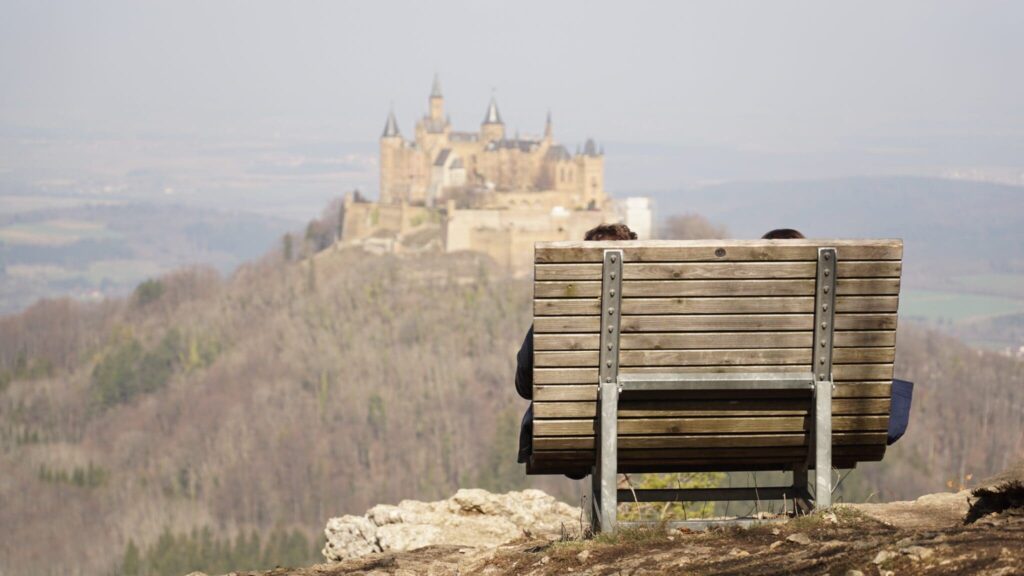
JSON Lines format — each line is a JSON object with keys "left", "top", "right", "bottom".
{"left": 516, "top": 223, "right": 638, "bottom": 478}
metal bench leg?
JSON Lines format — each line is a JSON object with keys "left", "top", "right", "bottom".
{"left": 814, "top": 379, "right": 833, "bottom": 508}
{"left": 595, "top": 380, "right": 619, "bottom": 533}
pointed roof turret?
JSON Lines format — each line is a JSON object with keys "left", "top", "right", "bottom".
{"left": 381, "top": 109, "right": 401, "bottom": 138}
{"left": 430, "top": 74, "right": 443, "bottom": 99}
{"left": 544, "top": 110, "right": 553, "bottom": 139}
{"left": 483, "top": 96, "right": 503, "bottom": 125}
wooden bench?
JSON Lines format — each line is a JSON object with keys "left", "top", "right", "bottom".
{"left": 526, "top": 239, "right": 902, "bottom": 531}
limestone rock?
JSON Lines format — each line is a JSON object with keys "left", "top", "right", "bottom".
{"left": 323, "top": 488, "right": 580, "bottom": 562}
{"left": 786, "top": 533, "right": 812, "bottom": 545}
{"left": 873, "top": 549, "right": 896, "bottom": 564}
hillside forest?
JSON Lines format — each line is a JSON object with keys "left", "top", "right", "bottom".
{"left": 1, "top": 207, "right": 1022, "bottom": 576}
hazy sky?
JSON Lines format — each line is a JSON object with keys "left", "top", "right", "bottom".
{"left": 2, "top": 1, "right": 1022, "bottom": 153}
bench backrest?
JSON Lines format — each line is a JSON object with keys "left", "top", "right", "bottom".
{"left": 529, "top": 239, "right": 903, "bottom": 474}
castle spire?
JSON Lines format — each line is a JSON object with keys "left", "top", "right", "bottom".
{"left": 483, "top": 96, "right": 503, "bottom": 125}
{"left": 381, "top": 109, "right": 400, "bottom": 138}
{"left": 430, "top": 73, "right": 443, "bottom": 99}
{"left": 544, "top": 110, "right": 553, "bottom": 139}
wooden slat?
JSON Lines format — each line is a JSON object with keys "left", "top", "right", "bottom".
{"left": 535, "top": 364, "right": 823, "bottom": 385}
{"left": 535, "top": 261, "right": 902, "bottom": 281}
{"left": 533, "top": 331, "right": 895, "bottom": 351}
{"left": 534, "top": 333, "right": 602, "bottom": 351}
{"left": 534, "top": 295, "right": 898, "bottom": 316}
{"left": 534, "top": 240, "right": 904, "bottom": 263}
{"left": 536, "top": 417, "right": 802, "bottom": 436}
{"left": 535, "top": 351, "right": 599, "bottom": 367}
{"left": 531, "top": 447, "right": 887, "bottom": 465}
{"left": 618, "top": 365, "right": 896, "bottom": 381}
{"left": 834, "top": 314, "right": 898, "bottom": 330}
{"left": 621, "top": 332, "right": 812, "bottom": 349}
{"left": 833, "top": 347, "right": 895, "bottom": 363}
{"left": 833, "top": 363, "right": 895, "bottom": 380}
{"left": 534, "top": 385, "right": 598, "bottom": 401}
{"left": 534, "top": 281, "right": 603, "bottom": 298}
{"left": 537, "top": 348, "right": 812, "bottom": 367}
{"left": 533, "top": 397, "right": 890, "bottom": 419}
{"left": 534, "top": 415, "right": 889, "bottom": 436}
{"left": 626, "top": 279, "right": 815, "bottom": 297}
{"left": 626, "top": 262, "right": 817, "bottom": 280}
{"left": 839, "top": 261, "right": 902, "bottom": 278}
{"left": 833, "top": 381, "right": 892, "bottom": 397}
{"left": 534, "top": 314, "right": 898, "bottom": 333}
{"left": 620, "top": 314, "right": 815, "bottom": 332}
{"left": 836, "top": 278, "right": 901, "bottom": 295}
{"left": 619, "top": 348, "right": 811, "bottom": 366}
{"left": 534, "top": 368, "right": 598, "bottom": 384}
{"left": 536, "top": 296, "right": 814, "bottom": 315}
{"left": 835, "top": 331, "right": 896, "bottom": 347}
{"left": 533, "top": 278, "right": 901, "bottom": 299}
{"left": 534, "top": 432, "right": 888, "bottom": 451}
{"left": 528, "top": 457, "right": 881, "bottom": 474}
{"left": 533, "top": 381, "right": 892, "bottom": 401}
{"left": 534, "top": 316, "right": 600, "bottom": 333}
{"left": 535, "top": 346, "right": 892, "bottom": 368}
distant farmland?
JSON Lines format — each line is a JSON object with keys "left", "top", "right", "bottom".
{"left": 901, "top": 289, "right": 1024, "bottom": 324}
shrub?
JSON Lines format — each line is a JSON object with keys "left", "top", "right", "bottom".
{"left": 134, "top": 279, "right": 165, "bottom": 306}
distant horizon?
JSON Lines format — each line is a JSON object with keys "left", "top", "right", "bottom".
{"left": 3, "top": 1, "right": 1023, "bottom": 183}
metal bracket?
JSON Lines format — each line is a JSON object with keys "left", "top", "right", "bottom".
{"left": 810, "top": 247, "right": 837, "bottom": 508}
{"left": 592, "top": 249, "right": 623, "bottom": 532}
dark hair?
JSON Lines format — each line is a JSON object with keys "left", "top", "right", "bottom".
{"left": 584, "top": 223, "right": 637, "bottom": 241}
{"left": 762, "top": 228, "right": 805, "bottom": 239}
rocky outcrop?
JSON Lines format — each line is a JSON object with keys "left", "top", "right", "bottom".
{"left": 322, "top": 488, "right": 580, "bottom": 562}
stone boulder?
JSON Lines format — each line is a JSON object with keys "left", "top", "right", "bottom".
{"left": 322, "top": 488, "right": 580, "bottom": 562}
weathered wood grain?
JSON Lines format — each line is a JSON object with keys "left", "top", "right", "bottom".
{"left": 533, "top": 397, "right": 891, "bottom": 418}
{"left": 534, "top": 346, "right": 894, "bottom": 368}
{"left": 534, "top": 240, "right": 903, "bottom": 264}
{"left": 532, "top": 381, "right": 892, "bottom": 401}
{"left": 534, "top": 431, "right": 888, "bottom": 450}
{"left": 533, "top": 331, "right": 896, "bottom": 351}
{"left": 534, "top": 415, "right": 889, "bottom": 436}
{"left": 535, "top": 261, "right": 902, "bottom": 281}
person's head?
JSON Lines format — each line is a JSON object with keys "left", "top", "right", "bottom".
{"left": 584, "top": 223, "right": 637, "bottom": 241}
{"left": 762, "top": 228, "right": 805, "bottom": 240}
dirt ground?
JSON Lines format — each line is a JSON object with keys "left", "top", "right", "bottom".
{"left": 229, "top": 489, "right": 1024, "bottom": 576}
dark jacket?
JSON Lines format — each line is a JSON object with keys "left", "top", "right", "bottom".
{"left": 887, "top": 379, "right": 914, "bottom": 445}
{"left": 516, "top": 327, "right": 533, "bottom": 463}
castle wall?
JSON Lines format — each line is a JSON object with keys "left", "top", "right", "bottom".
{"left": 443, "top": 206, "right": 613, "bottom": 275}
{"left": 341, "top": 200, "right": 434, "bottom": 245}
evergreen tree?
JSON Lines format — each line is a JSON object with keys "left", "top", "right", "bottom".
{"left": 121, "top": 539, "right": 141, "bottom": 576}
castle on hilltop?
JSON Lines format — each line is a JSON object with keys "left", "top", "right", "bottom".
{"left": 340, "top": 76, "right": 650, "bottom": 274}
{"left": 379, "top": 75, "right": 606, "bottom": 212}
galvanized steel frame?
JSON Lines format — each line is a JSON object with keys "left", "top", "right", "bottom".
{"left": 587, "top": 247, "right": 838, "bottom": 533}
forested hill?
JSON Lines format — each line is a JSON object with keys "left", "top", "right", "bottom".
{"left": 1, "top": 236, "right": 1022, "bottom": 576}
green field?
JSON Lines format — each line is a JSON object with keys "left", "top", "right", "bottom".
{"left": 900, "top": 290, "right": 1024, "bottom": 324}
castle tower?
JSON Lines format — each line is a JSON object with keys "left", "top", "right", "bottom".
{"left": 578, "top": 138, "right": 605, "bottom": 208}
{"left": 480, "top": 96, "right": 505, "bottom": 142}
{"left": 544, "top": 110, "right": 553, "bottom": 142}
{"left": 429, "top": 74, "right": 444, "bottom": 122}
{"left": 380, "top": 109, "right": 403, "bottom": 204}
